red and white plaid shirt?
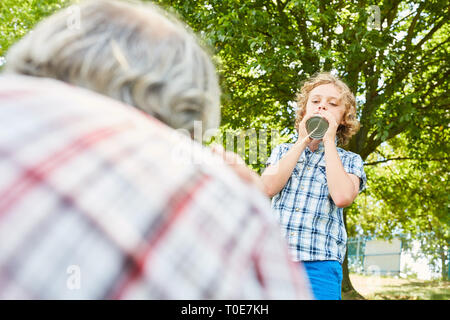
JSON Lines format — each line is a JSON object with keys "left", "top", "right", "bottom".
{"left": 0, "top": 75, "right": 312, "bottom": 299}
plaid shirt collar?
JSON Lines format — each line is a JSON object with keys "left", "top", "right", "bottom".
{"left": 305, "top": 136, "right": 339, "bottom": 154}
{"left": 302, "top": 137, "right": 341, "bottom": 168}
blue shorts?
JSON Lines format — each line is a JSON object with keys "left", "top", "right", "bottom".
{"left": 302, "top": 260, "right": 343, "bottom": 300}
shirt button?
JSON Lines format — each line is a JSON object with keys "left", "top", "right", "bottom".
{"left": 290, "top": 232, "right": 295, "bottom": 236}
{"left": 300, "top": 186, "right": 304, "bottom": 190}
{"left": 295, "top": 208, "right": 300, "bottom": 212}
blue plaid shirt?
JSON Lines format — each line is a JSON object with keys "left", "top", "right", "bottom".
{"left": 266, "top": 142, "right": 367, "bottom": 264}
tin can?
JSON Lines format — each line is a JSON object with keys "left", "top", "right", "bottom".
{"left": 305, "top": 115, "right": 329, "bottom": 140}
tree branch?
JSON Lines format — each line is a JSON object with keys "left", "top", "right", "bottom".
{"left": 405, "top": 2, "right": 426, "bottom": 49}
{"left": 384, "top": 0, "right": 402, "bottom": 28}
{"left": 414, "top": 17, "right": 447, "bottom": 50}
{"left": 365, "top": 156, "right": 450, "bottom": 166}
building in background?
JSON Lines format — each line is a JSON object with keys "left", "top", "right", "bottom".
{"left": 347, "top": 237, "right": 440, "bottom": 279}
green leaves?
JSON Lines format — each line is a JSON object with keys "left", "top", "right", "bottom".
{"left": 352, "top": 133, "right": 449, "bottom": 278}
{"left": 0, "top": 0, "right": 70, "bottom": 60}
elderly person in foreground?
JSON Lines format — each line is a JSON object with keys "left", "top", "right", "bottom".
{"left": 0, "top": 0, "right": 312, "bottom": 299}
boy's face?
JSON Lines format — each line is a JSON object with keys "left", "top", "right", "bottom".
{"left": 305, "top": 83, "right": 346, "bottom": 125}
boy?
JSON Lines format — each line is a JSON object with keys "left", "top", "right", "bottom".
{"left": 261, "top": 72, "right": 367, "bottom": 300}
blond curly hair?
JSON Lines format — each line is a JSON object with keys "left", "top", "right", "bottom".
{"left": 294, "top": 72, "right": 360, "bottom": 146}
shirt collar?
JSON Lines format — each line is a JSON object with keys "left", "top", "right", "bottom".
{"left": 306, "top": 137, "right": 338, "bottom": 153}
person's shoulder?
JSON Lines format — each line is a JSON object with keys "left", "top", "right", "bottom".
{"left": 0, "top": 73, "right": 272, "bottom": 218}
{"left": 0, "top": 73, "right": 167, "bottom": 129}
{"left": 336, "top": 147, "right": 363, "bottom": 161}
{"left": 274, "top": 142, "right": 294, "bottom": 153}
{"left": 2, "top": 73, "right": 272, "bottom": 210}
{"left": 0, "top": 73, "right": 76, "bottom": 94}
{"left": 336, "top": 148, "right": 365, "bottom": 173}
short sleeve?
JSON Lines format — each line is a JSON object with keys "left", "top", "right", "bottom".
{"left": 343, "top": 153, "right": 367, "bottom": 192}
{"left": 265, "top": 144, "right": 284, "bottom": 167}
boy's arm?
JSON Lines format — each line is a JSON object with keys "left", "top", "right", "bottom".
{"left": 318, "top": 108, "right": 361, "bottom": 208}
{"left": 261, "top": 139, "right": 309, "bottom": 198}
{"left": 323, "top": 140, "right": 360, "bottom": 208}
{"left": 261, "top": 114, "right": 318, "bottom": 198}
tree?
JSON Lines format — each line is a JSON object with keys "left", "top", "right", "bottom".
{"left": 349, "top": 134, "right": 449, "bottom": 280}
{"left": 153, "top": 0, "right": 449, "bottom": 295}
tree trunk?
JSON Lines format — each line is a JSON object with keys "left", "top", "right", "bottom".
{"left": 341, "top": 210, "right": 365, "bottom": 299}
{"left": 440, "top": 245, "right": 448, "bottom": 281}
{"left": 341, "top": 244, "right": 364, "bottom": 299}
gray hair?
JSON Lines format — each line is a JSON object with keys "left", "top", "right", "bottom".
{"left": 4, "top": 0, "right": 221, "bottom": 134}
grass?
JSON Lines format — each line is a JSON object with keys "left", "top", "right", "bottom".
{"left": 344, "top": 274, "right": 450, "bottom": 300}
